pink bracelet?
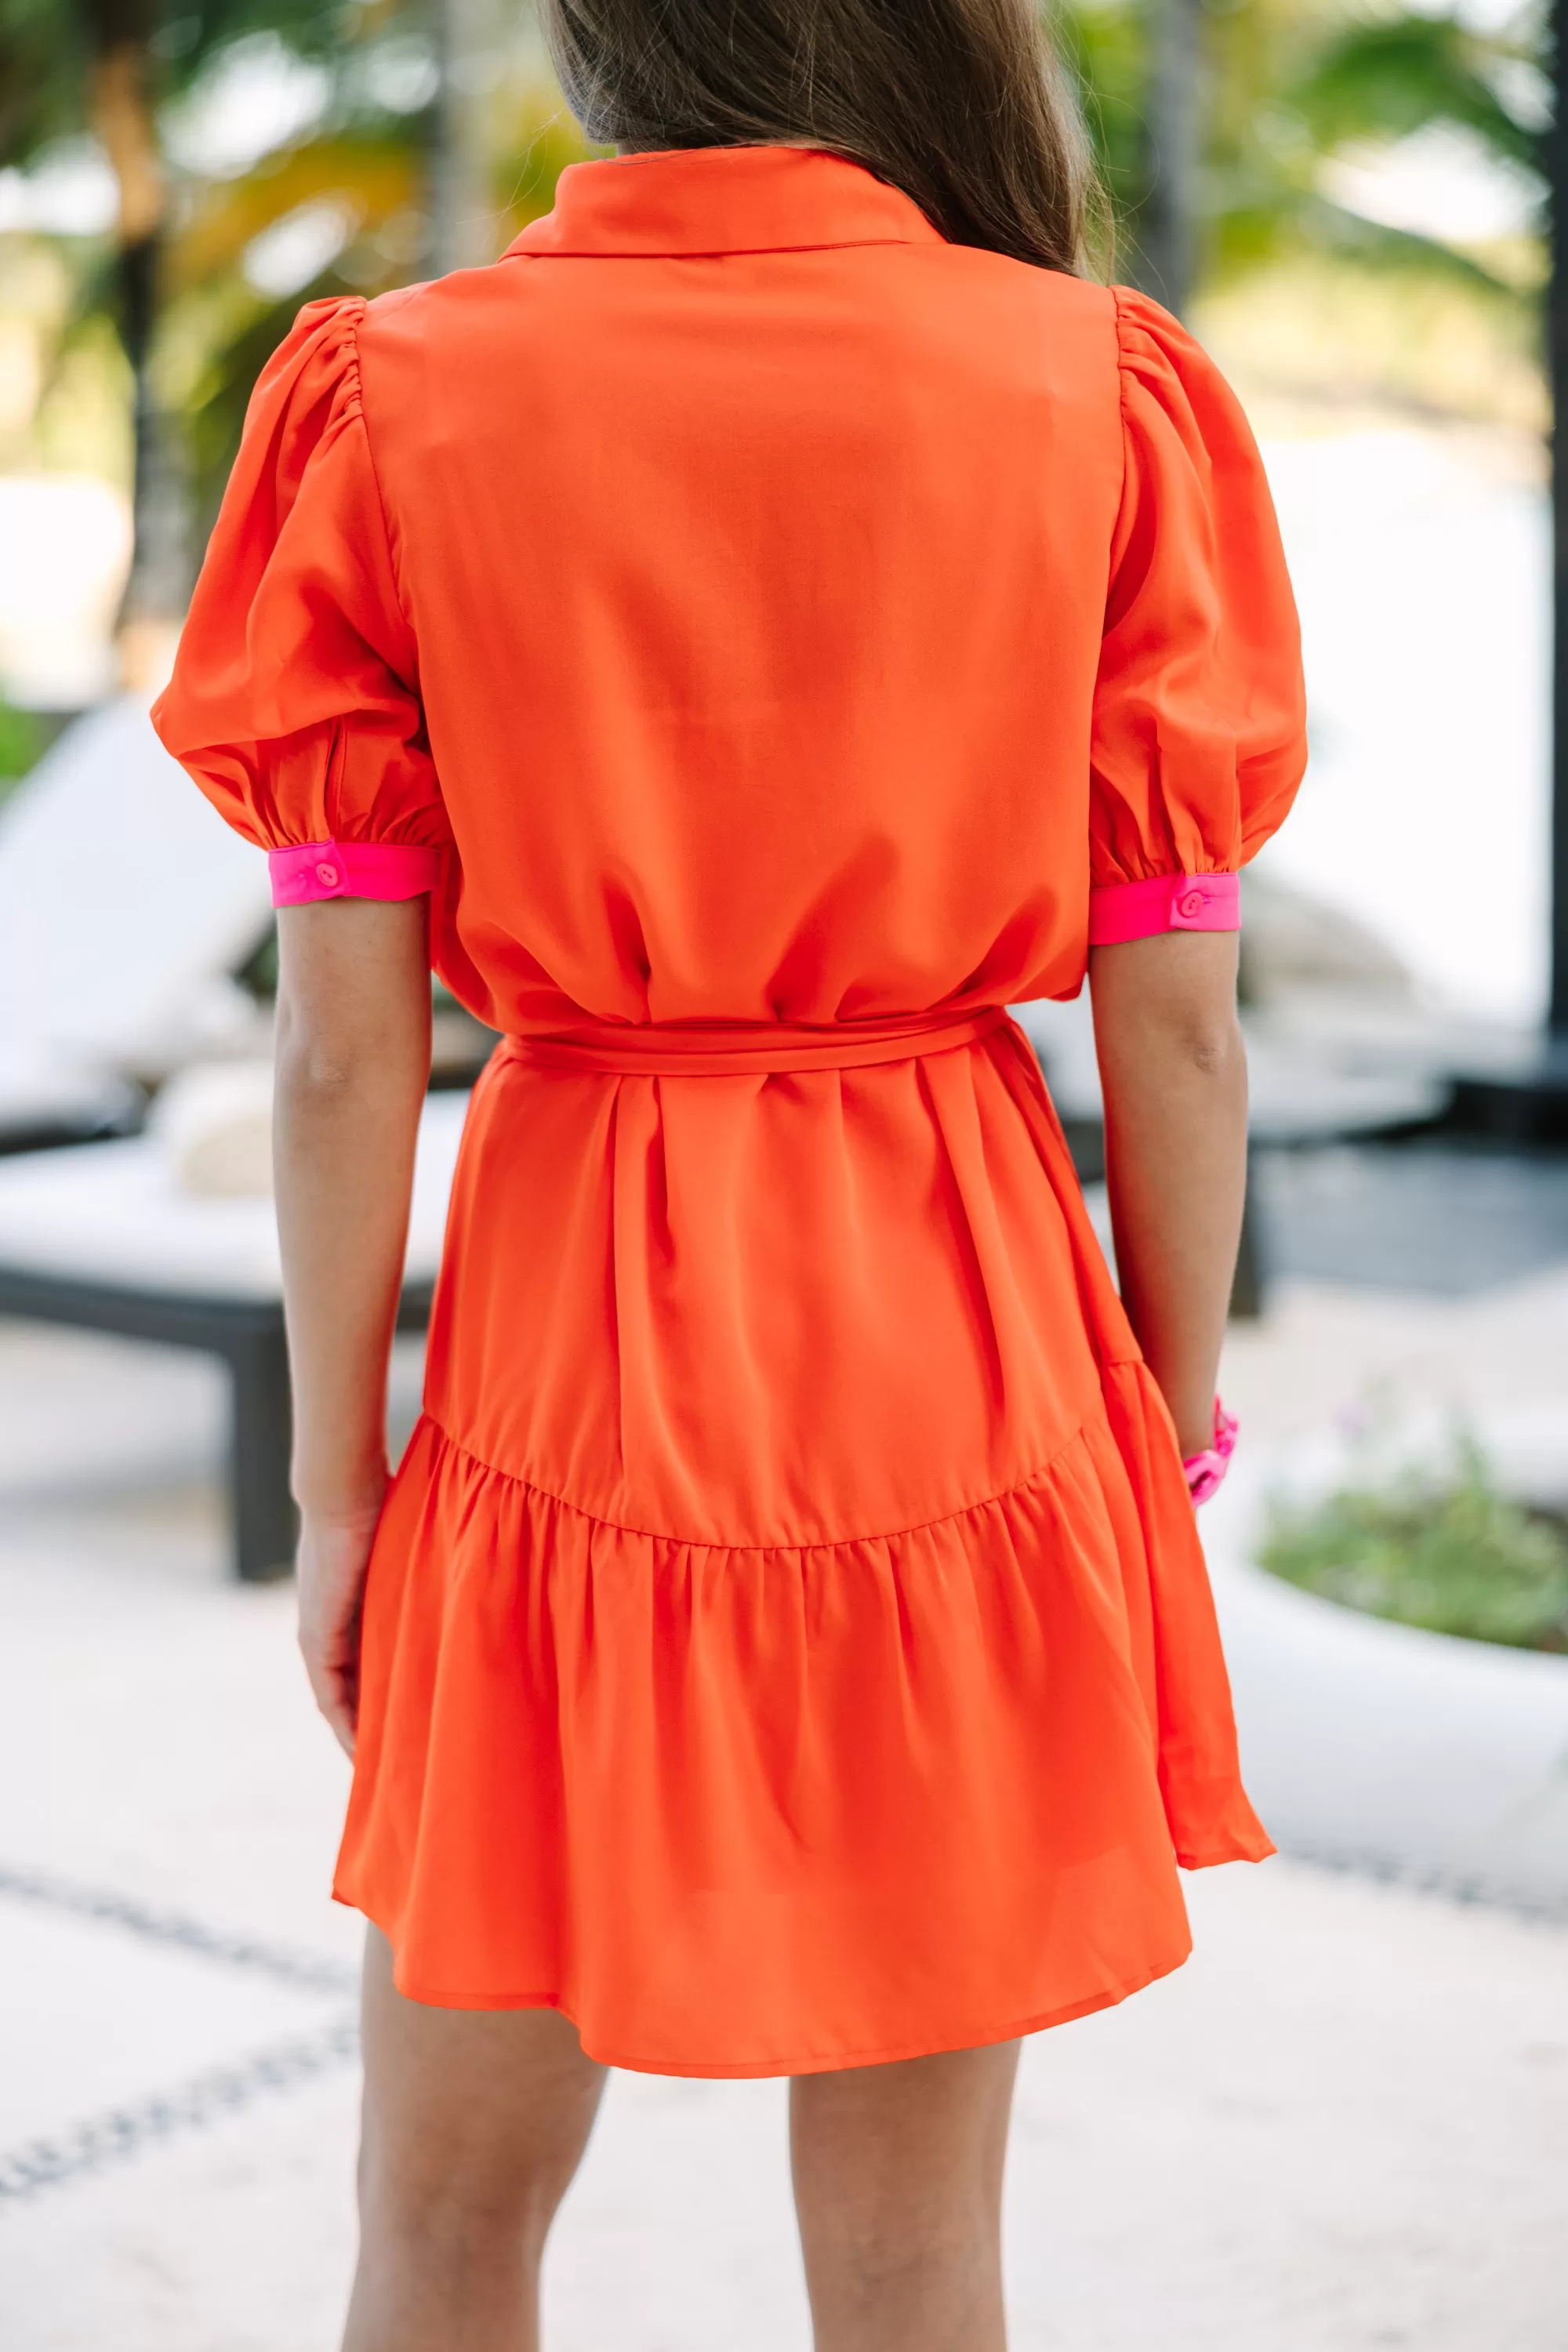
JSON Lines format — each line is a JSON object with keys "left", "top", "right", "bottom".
{"left": 1182, "top": 1399, "right": 1239, "bottom": 1506}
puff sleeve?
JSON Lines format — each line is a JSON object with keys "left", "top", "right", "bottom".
{"left": 151, "top": 296, "right": 447, "bottom": 909}
{"left": 1087, "top": 289, "right": 1306, "bottom": 946}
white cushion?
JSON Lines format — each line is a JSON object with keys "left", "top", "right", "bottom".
{"left": 148, "top": 1062, "right": 275, "bottom": 1198}
{"left": 0, "top": 1040, "right": 135, "bottom": 1136}
{"left": 0, "top": 695, "right": 273, "bottom": 1078}
{"left": 0, "top": 1091, "right": 468, "bottom": 1301}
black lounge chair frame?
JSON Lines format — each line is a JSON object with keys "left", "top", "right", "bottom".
{"left": 0, "top": 1265, "right": 434, "bottom": 1581}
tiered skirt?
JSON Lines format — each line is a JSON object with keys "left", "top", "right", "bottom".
{"left": 334, "top": 1019, "right": 1271, "bottom": 2074}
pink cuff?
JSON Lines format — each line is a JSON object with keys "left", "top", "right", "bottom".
{"left": 1183, "top": 1400, "right": 1239, "bottom": 1507}
{"left": 1088, "top": 872, "right": 1240, "bottom": 946}
{"left": 268, "top": 840, "right": 443, "bottom": 908}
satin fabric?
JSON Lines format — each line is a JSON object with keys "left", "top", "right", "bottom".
{"left": 154, "top": 145, "right": 1306, "bottom": 2074}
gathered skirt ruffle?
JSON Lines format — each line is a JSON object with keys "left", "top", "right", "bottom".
{"left": 335, "top": 1352, "right": 1270, "bottom": 2077}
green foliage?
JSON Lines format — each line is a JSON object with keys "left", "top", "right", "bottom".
{"left": 0, "top": 699, "right": 42, "bottom": 800}
{"left": 0, "top": 0, "right": 1549, "bottom": 568}
{"left": 0, "top": 0, "right": 593, "bottom": 540}
{"left": 1261, "top": 1437, "right": 1568, "bottom": 1651}
{"left": 0, "top": 0, "right": 89, "bottom": 165}
{"left": 1290, "top": 13, "right": 1541, "bottom": 169}
{"left": 0, "top": 0, "right": 384, "bottom": 168}
{"left": 1055, "top": 0, "right": 1150, "bottom": 241}
{"left": 1058, "top": 0, "right": 1545, "bottom": 295}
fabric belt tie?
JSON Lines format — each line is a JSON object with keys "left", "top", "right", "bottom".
{"left": 495, "top": 1004, "right": 1156, "bottom": 1450}
{"left": 498, "top": 1005, "right": 1011, "bottom": 1077}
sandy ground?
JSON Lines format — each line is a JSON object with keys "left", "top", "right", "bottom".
{"left": 2, "top": 1279, "right": 1566, "bottom": 2350}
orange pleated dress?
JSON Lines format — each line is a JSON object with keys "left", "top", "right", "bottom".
{"left": 154, "top": 145, "right": 1306, "bottom": 2077}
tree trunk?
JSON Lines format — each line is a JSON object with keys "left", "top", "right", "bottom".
{"left": 1138, "top": 0, "right": 1203, "bottom": 317}
{"left": 90, "top": 23, "right": 191, "bottom": 652}
{"left": 428, "top": 0, "right": 495, "bottom": 276}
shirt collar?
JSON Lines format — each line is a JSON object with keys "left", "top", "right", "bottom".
{"left": 503, "top": 144, "right": 945, "bottom": 260}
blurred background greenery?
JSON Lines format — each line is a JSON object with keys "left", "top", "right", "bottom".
{"left": 0, "top": 0, "right": 597, "bottom": 659}
{"left": 0, "top": 0, "right": 1550, "bottom": 719}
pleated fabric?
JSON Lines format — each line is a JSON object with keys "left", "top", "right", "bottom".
{"left": 155, "top": 146, "right": 1305, "bottom": 2074}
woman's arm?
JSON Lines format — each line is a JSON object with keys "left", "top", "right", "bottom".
{"left": 274, "top": 897, "right": 432, "bottom": 1753}
{"left": 1087, "top": 931, "right": 1247, "bottom": 1461}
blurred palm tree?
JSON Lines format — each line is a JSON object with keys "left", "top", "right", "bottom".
{"left": 0, "top": 0, "right": 373, "bottom": 642}
{"left": 0, "top": 0, "right": 591, "bottom": 655}
{"left": 0, "top": 0, "right": 1547, "bottom": 633}
{"left": 1062, "top": 0, "right": 1545, "bottom": 313}
{"left": 158, "top": 65, "right": 590, "bottom": 534}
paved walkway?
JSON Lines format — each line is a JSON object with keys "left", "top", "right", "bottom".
{"left": 2, "top": 1279, "right": 1565, "bottom": 2348}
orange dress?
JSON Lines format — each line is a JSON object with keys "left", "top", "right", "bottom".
{"left": 154, "top": 145, "right": 1305, "bottom": 2077}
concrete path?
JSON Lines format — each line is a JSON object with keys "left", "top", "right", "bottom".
{"left": 2, "top": 1288, "right": 1565, "bottom": 2349}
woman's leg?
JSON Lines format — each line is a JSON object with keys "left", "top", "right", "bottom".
{"left": 343, "top": 1928, "right": 608, "bottom": 2352}
{"left": 790, "top": 2039, "right": 1021, "bottom": 2352}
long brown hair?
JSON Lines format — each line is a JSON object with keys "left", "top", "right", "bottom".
{"left": 539, "top": 0, "right": 1102, "bottom": 276}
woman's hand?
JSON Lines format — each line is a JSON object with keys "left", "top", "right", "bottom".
{"left": 296, "top": 1490, "right": 387, "bottom": 1757}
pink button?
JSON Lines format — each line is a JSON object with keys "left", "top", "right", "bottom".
{"left": 315, "top": 862, "right": 341, "bottom": 888}
{"left": 1177, "top": 889, "right": 1207, "bottom": 919}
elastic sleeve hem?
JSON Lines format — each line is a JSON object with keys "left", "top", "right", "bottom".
{"left": 1087, "top": 873, "right": 1239, "bottom": 946}
{"left": 270, "top": 839, "right": 443, "bottom": 907}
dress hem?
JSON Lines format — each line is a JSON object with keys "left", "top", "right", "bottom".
{"left": 336, "top": 1886, "right": 1196, "bottom": 2076}
{"left": 1177, "top": 1838, "right": 1276, "bottom": 1868}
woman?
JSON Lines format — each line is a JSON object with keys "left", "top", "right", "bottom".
{"left": 154, "top": 0, "right": 1305, "bottom": 2340}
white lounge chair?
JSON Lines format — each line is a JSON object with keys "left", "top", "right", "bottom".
{"left": 0, "top": 696, "right": 274, "bottom": 1150}
{"left": 0, "top": 1091, "right": 469, "bottom": 1579}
